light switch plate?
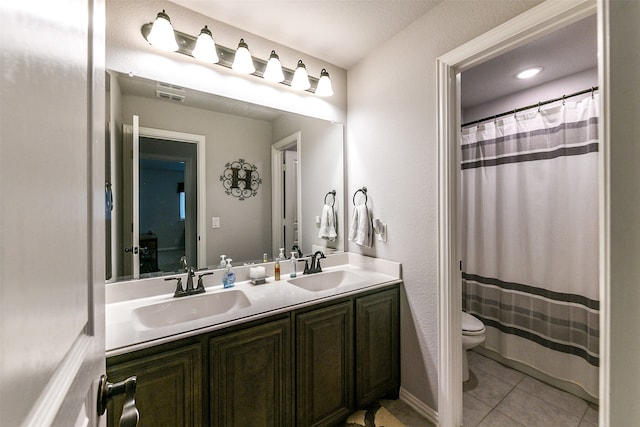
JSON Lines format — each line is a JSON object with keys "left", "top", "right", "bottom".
{"left": 212, "top": 217, "right": 220, "bottom": 228}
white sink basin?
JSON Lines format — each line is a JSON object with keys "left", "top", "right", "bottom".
{"left": 287, "top": 270, "right": 369, "bottom": 292}
{"left": 132, "top": 289, "right": 251, "bottom": 329}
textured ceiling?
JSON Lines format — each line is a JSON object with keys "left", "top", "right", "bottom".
{"left": 170, "top": 0, "right": 443, "bottom": 69}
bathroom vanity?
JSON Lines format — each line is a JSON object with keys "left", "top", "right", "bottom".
{"left": 105, "top": 254, "right": 401, "bottom": 426}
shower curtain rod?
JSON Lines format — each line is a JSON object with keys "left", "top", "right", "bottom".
{"left": 461, "top": 86, "right": 599, "bottom": 128}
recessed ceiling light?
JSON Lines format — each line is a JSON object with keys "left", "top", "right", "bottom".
{"left": 516, "top": 67, "right": 543, "bottom": 79}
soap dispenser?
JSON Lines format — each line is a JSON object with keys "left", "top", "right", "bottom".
{"left": 277, "top": 248, "right": 285, "bottom": 261}
{"left": 222, "top": 259, "right": 236, "bottom": 288}
{"left": 218, "top": 255, "right": 227, "bottom": 269}
{"left": 290, "top": 251, "right": 298, "bottom": 278}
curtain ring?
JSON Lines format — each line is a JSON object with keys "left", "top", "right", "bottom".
{"left": 562, "top": 95, "right": 566, "bottom": 106}
{"left": 513, "top": 109, "right": 517, "bottom": 119}
{"left": 591, "top": 87, "right": 595, "bottom": 98}
{"left": 537, "top": 101, "right": 541, "bottom": 113}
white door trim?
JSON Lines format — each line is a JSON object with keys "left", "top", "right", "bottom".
{"left": 129, "top": 126, "right": 207, "bottom": 269}
{"left": 271, "top": 131, "right": 302, "bottom": 257}
{"left": 436, "top": 1, "right": 599, "bottom": 425}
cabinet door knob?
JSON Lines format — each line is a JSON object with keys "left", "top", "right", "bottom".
{"left": 97, "top": 374, "right": 140, "bottom": 427}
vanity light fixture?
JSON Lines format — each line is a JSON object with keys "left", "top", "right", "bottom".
{"left": 263, "top": 50, "right": 285, "bottom": 83}
{"left": 315, "top": 69, "right": 334, "bottom": 97}
{"left": 141, "top": 13, "right": 333, "bottom": 96}
{"left": 291, "top": 60, "right": 311, "bottom": 90}
{"left": 516, "top": 67, "right": 543, "bottom": 79}
{"left": 232, "top": 39, "right": 256, "bottom": 74}
{"left": 191, "top": 25, "right": 219, "bottom": 63}
{"left": 146, "top": 10, "right": 178, "bottom": 52}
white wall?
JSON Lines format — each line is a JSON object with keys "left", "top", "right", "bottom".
{"left": 347, "top": 0, "right": 545, "bottom": 410}
{"left": 605, "top": 0, "right": 640, "bottom": 423}
{"left": 106, "top": 0, "right": 347, "bottom": 124}
{"left": 273, "top": 116, "right": 345, "bottom": 255}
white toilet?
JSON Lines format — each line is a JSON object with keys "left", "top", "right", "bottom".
{"left": 462, "top": 311, "right": 486, "bottom": 382}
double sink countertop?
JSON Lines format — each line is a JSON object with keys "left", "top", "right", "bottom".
{"left": 106, "top": 253, "right": 401, "bottom": 357}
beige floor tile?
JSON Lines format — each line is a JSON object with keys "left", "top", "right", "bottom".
{"left": 463, "top": 393, "right": 493, "bottom": 427}
{"left": 477, "top": 409, "right": 526, "bottom": 427}
{"left": 496, "top": 387, "right": 582, "bottom": 427}
{"left": 516, "top": 375, "right": 589, "bottom": 419}
{"left": 469, "top": 351, "right": 525, "bottom": 386}
{"left": 579, "top": 405, "right": 599, "bottom": 427}
{"left": 466, "top": 369, "right": 514, "bottom": 407}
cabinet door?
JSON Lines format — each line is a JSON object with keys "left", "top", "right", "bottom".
{"left": 107, "top": 343, "right": 202, "bottom": 426}
{"left": 296, "top": 301, "right": 354, "bottom": 427}
{"left": 355, "top": 287, "right": 400, "bottom": 407}
{"left": 209, "top": 318, "right": 292, "bottom": 427}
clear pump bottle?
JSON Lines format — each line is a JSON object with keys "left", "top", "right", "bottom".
{"left": 290, "top": 251, "right": 297, "bottom": 278}
{"left": 222, "top": 259, "right": 236, "bottom": 288}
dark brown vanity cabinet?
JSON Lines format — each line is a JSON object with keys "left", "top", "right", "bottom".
{"left": 106, "top": 341, "right": 202, "bottom": 427}
{"left": 355, "top": 287, "right": 400, "bottom": 407}
{"left": 106, "top": 284, "right": 400, "bottom": 427}
{"left": 295, "top": 301, "right": 354, "bottom": 426}
{"left": 209, "top": 317, "right": 292, "bottom": 426}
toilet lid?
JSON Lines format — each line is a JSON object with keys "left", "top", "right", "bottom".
{"left": 462, "top": 311, "right": 484, "bottom": 332}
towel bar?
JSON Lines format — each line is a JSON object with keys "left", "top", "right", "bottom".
{"left": 353, "top": 187, "right": 368, "bottom": 205}
{"left": 324, "top": 190, "right": 336, "bottom": 207}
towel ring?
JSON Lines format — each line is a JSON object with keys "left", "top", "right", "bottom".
{"left": 324, "top": 190, "right": 336, "bottom": 207}
{"left": 352, "top": 187, "right": 368, "bottom": 206}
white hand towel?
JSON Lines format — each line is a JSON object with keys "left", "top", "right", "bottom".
{"left": 349, "top": 204, "right": 372, "bottom": 248}
{"left": 318, "top": 204, "right": 337, "bottom": 241}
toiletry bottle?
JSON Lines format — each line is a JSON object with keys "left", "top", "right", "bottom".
{"left": 223, "top": 259, "right": 236, "bottom": 288}
{"left": 263, "top": 252, "right": 268, "bottom": 263}
{"left": 277, "top": 248, "right": 285, "bottom": 261}
{"left": 218, "top": 255, "right": 227, "bottom": 269}
{"left": 274, "top": 257, "right": 281, "bottom": 281}
{"left": 290, "top": 251, "right": 297, "bottom": 278}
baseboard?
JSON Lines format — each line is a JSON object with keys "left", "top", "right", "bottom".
{"left": 398, "top": 387, "right": 439, "bottom": 426}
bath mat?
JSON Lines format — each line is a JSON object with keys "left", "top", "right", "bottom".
{"left": 344, "top": 402, "right": 406, "bottom": 427}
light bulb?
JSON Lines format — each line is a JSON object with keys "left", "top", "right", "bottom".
{"left": 263, "top": 50, "right": 285, "bottom": 83}
{"left": 192, "top": 25, "right": 219, "bottom": 63}
{"left": 516, "top": 67, "right": 542, "bottom": 79}
{"left": 291, "top": 60, "right": 310, "bottom": 91}
{"left": 315, "top": 68, "right": 333, "bottom": 97}
{"left": 146, "top": 10, "right": 178, "bottom": 52}
{"left": 232, "top": 39, "right": 255, "bottom": 74}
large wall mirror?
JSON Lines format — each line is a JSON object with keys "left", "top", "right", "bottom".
{"left": 106, "top": 70, "right": 344, "bottom": 282}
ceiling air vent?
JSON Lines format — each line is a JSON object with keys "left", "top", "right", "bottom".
{"left": 156, "top": 81, "right": 185, "bottom": 92}
{"left": 156, "top": 90, "right": 185, "bottom": 103}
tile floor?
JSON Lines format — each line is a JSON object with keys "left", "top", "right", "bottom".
{"left": 379, "top": 398, "right": 436, "bottom": 427}
{"left": 463, "top": 351, "right": 599, "bottom": 427}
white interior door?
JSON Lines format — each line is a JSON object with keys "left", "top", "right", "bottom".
{"left": 0, "top": 0, "right": 111, "bottom": 425}
{"left": 122, "top": 117, "right": 140, "bottom": 278}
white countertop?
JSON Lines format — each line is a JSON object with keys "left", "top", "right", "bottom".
{"left": 106, "top": 253, "right": 401, "bottom": 356}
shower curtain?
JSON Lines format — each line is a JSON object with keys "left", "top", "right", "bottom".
{"left": 461, "top": 95, "right": 599, "bottom": 399}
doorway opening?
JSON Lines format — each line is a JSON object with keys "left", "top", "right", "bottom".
{"left": 436, "top": 1, "right": 602, "bottom": 425}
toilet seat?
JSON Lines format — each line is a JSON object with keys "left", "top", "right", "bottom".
{"left": 462, "top": 311, "right": 485, "bottom": 336}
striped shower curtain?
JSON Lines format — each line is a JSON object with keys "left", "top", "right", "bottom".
{"left": 461, "top": 95, "right": 599, "bottom": 399}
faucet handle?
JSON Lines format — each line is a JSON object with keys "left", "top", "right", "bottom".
{"left": 165, "top": 277, "right": 185, "bottom": 297}
{"left": 196, "top": 272, "right": 213, "bottom": 293}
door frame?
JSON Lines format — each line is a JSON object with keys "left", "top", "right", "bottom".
{"left": 271, "top": 131, "right": 302, "bottom": 257}
{"left": 124, "top": 125, "right": 207, "bottom": 270}
{"left": 435, "top": 1, "right": 601, "bottom": 425}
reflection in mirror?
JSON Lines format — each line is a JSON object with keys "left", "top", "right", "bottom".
{"left": 106, "top": 70, "right": 344, "bottom": 282}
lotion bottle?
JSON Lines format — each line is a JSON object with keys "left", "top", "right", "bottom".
{"left": 274, "top": 257, "right": 281, "bottom": 281}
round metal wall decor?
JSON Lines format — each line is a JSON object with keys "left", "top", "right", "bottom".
{"left": 219, "top": 159, "right": 262, "bottom": 201}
